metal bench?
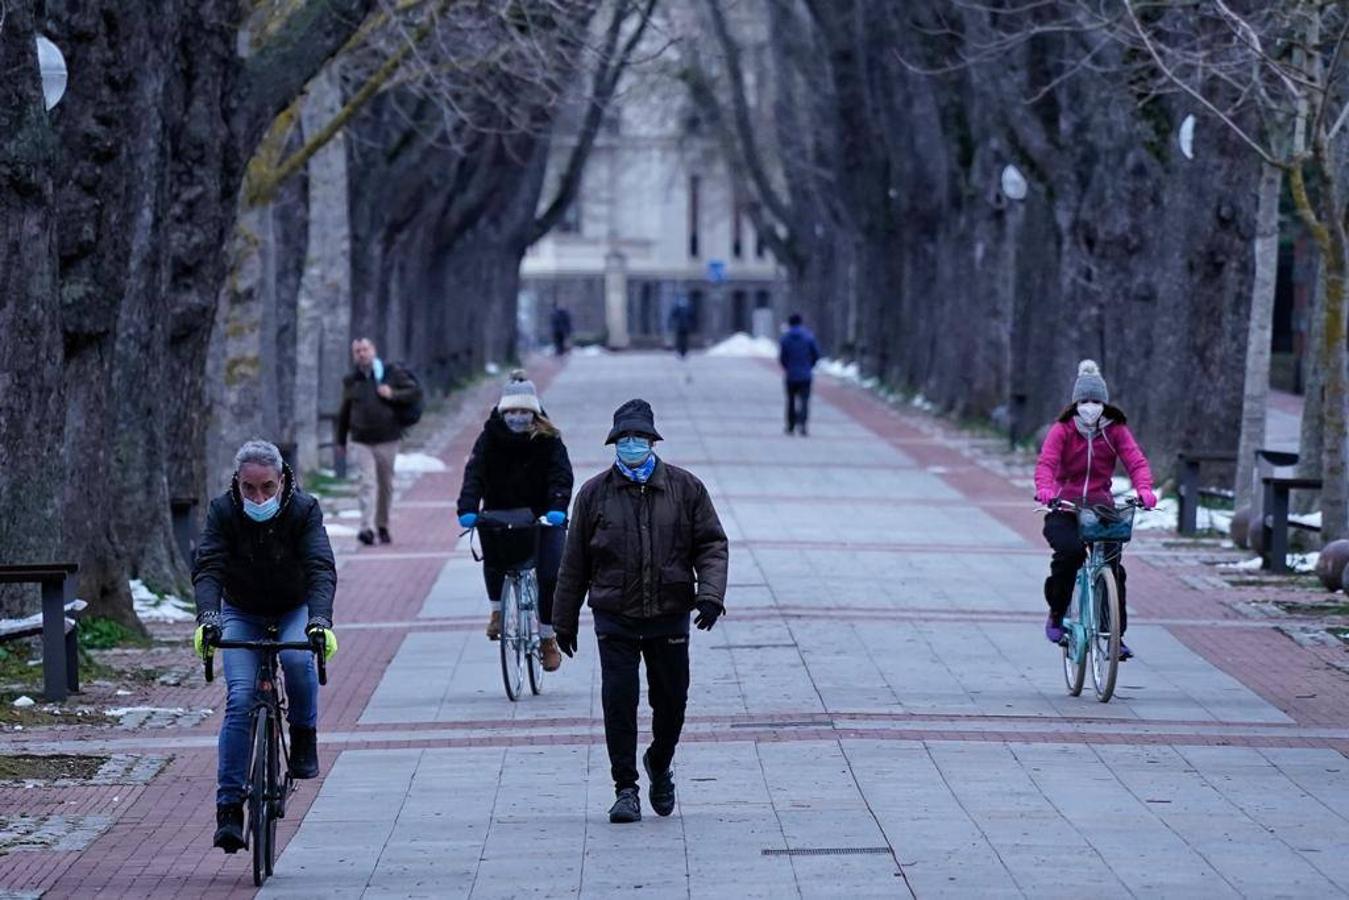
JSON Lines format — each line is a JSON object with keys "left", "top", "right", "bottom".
{"left": 1261, "top": 476, "right": 1323, "bottom": 573}
{"left": 0, "top": 563, "right": 81, "bottom": 700}
{"left": 1176, "top": 451, "right": 1237, "bottom": 534}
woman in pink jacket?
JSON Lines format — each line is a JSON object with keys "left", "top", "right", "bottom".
{"left": 1033, "top": 360, "right": 1156, "bottom": 659}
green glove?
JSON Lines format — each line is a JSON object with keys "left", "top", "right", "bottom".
{"left": 307, "top": 625, "right": 338, "bottom": 662}
{"left": 193, "top": 623, "right": 220, "bottom": 660}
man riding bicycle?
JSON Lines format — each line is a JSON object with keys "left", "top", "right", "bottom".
{"left": 192, "top": 440, "right": 339, "bottom": 852}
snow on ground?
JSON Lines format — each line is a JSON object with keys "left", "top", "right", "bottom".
{"left": 575, "top": 345, "right": 609, "bottom": 357}
{"left": 1219, "top": 551, "right": 1319, "bottom": 574}
{"left": 325, "top": 523, "right": 358, "bottom": 538}
{"left": 395, "top": 452, "right": 447, "bottom": 473}
{"left": 706, "top": 332, "right": 778, "bottom": 358}
{"left": 130, "top": 579, "right": 194, "bottom": 623}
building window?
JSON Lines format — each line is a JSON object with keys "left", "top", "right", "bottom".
{"left": 755, "top": 227, "right": 766, "bottom": 259}
{"left": 688, "top": 175, "right": 701, "bottom": 258}
{"left": 732, "top": 201, "right": 744, "bottom": 259}
{"left": 755, "top": 289, "right": 771, "bottom": 310}
{"left": 688, "top": 289, "right": 704, "bottom": 331}
{"left": 732, "top": 290, "right": 749, "bottom": 332}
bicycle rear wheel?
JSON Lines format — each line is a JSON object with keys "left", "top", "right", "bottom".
{"left": 500, "top": 575, "right": 525, "bottom": 701}
{"left": 250, "top": 713, "right": 271, "bottom": 887}
{"left": 523, "top": 571, "right": 543, "bottom": 696}
{"left": 1062, "top": 577, "right": 1086, "bottom": 697}
{"left": 1090, "top": 569, "right": 1122, "bottom": 702}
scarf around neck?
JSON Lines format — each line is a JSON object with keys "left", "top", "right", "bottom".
{"left": 615, "top": 454, "right": 657, "bottom": 484}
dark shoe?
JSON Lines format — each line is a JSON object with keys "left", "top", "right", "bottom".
{"left": 539, "top": 637, "right": 561, "bottom": 672}
{"left": 643, "top": 749, "right": 675, "bottom": 817}
{"left": 357, "top": 529, "right": 375, "bottom": 546}
{"left": 608, "top": 787, "right": 641, "bottom": 823}
{"left": 1119, "top": 642, "right": 1134, "bottom": 661}
{"left": 785, "top": 425, "right": 794, "bottom": 435}
{"left": 213, "top": 803, "right": 245, "bottom": 853}
{"left": 799, "top": 423, "right": 808, "bottom": 437}
{"left": 378, "top": 527, "right": 392, "bottom": 545}
{"left": 1044, "top": 615, "right": 1065, "bottom": 645}
{"left": 486, "top": 611, "right": 501, "bottom": 641}
{"left": 289, "top": 724, "right": 319, "bottom": 779}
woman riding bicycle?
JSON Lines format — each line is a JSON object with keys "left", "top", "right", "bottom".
{"left": 457, "top": 370, "right": 574, "bottom": 672}
{"left": 1034, "top": 360, "right": 1156, "bottom": 659}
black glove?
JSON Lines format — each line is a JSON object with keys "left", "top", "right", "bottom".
{"left": 306, "top": 615, "right": 331, "bottom": 647}
{"left": 694, "top": 600, "right": 723, "bottom": 631}
{"left": 555, "top": 629, "right": 577, "bottom": 657}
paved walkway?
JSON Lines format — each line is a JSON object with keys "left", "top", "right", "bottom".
{"left": 5, "top": 355, "right": 1348, "bottom": 898}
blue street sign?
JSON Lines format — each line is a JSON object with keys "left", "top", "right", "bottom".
{"left": 706, "top": 259, "right": 726, "bottom": 284}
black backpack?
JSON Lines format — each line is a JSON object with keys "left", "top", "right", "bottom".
{"left": 388, "top": 364, "right": 425, "bottom": 428}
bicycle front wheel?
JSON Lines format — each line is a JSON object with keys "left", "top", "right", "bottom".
{"left": 1090, "top": 569, "right": 1122, "bottom": 702}
{"left": 1062, "top": 577, "right": 1086, "bottom": 697}
{"left": 500, "top": 575, "right": 525, "bottom": 701}
{"left": 523, "top": 571, "right": 543, "bottom": 696}
{"left": 249, "top": 713, "right": 272, "bottom": 887}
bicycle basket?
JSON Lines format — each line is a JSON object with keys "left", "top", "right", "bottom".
{"left": 476, "top": 508, "right": 539, "bottom": 570}
{"left": 1077, "top": 504, "right": 1135, "bottom": 543}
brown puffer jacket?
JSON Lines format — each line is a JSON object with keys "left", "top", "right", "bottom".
{"left": 553, "top": 460, "right": 728, "bottom": 632}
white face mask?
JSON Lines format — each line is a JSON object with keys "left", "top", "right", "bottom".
{"left": 1077, "top": 401, "right": 1104, "bottom": 425}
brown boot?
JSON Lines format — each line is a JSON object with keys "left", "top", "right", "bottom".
{"left": 486, "top": 610, "right": 501, "bottom": 641}
{"left": 540, "top": 637, "right": 561, "bottom": 672}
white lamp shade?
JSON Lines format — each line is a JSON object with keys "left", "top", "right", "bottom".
{"left": 36, "top": 35, "right": 68, "bottom": 111}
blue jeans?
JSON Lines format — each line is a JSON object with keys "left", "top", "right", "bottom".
{"left": 216, "top": 603, "right": 318, "bottom": 806}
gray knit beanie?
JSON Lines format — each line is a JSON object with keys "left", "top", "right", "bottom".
{"left": 498, "top": 369, "right": 542, "bottom": 414}
{"left": 1071, "top": 359, "right": 1109, "bottom": 404}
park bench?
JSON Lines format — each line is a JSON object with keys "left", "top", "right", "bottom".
{"left": 0, "top": 563, "right": 82, "bottom": 701}
{"left": 1176, "top": 451, "right": 1237, "bottom": 534}
{"left": 1261, "top": 475, "right": 1323, "bottom": 573}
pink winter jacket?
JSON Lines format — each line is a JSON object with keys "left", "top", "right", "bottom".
{"left": 1034, "top": 409, "right": 1154, "bottom": 505}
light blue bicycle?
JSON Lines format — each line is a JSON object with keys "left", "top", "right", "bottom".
{"left": 1040, "top": 497, "right": 1141, "bottom": 702}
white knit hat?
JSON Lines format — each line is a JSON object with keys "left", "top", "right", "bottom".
{"left": 1072, "top": 359, "right": 1109, "bottom": 404}
{"left": 498, "top": 369, "right": 542, "bottom": 414}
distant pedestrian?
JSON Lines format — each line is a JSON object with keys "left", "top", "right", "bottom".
{"left": 778, "top": 313, "right": 821, "bottom": 436}
{"left": 336, "top": 338, "right": 420, "bottom": 545}
{"left": 669, "top": 296, "right": 694, "bottom": 360}
{"left": 550, "top": 303, "right": 573, "bottom": 356}
{"left": 553, "top": 399, "right": 728, "bottom": 824}
{"left": 456, "top": 370, "right": 574, "bottom": 671}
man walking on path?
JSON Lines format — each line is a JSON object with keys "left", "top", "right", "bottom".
{"left": 553, "top": 399, "right": 729, "bottom": 824}
{"left": 669, "top": 296, "right": 695, "bottom": 360}
{"left": 779, "top": 313, "right": 821, "bottom": 436}
{"left": 336, "top": 337, "right": 419, "bottom": 545}
{"left": 550, "top": 303, "right": 573, "bottom": 356}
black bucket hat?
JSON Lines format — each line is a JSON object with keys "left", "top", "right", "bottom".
{"left": 605, "top": 398, "right": 663, "bottom": 445}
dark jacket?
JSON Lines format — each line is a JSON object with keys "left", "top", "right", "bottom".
{"left": 192, "top": 465, "right": 337, "bottom": 623}
{"left": 779, "top": 325, "right": 821, "bottom": 383}
{"left": 337, "top": 364, "right": 419, "bottom": 446}
{"left": 457, "top": 411, "right": 574, "bottom": 518}
{"left": 550, "top": 307, "right": 573, "bottom": 338}
{"left": 553, "top": 460, "right": 728, "bottom": 633}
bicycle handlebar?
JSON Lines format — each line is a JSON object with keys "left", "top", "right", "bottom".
{"left": 1034, "top": 497, "right": 1146, "bottom": 514}
{"left": 203, "top": 638, "right": 327, "bottom": 686}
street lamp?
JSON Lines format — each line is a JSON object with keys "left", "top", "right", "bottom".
{"left": 36, "top": 35, "right": 67, "bottom": 111}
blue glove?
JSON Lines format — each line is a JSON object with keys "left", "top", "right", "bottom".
{"left": 544, "top": 510, "right": 567, "bottom": 526}
{"left": 458, "top": 513, "right": 478, "bottom": 529}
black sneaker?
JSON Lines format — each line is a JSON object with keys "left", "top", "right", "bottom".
{"left": 289, "top": 724, "right": 319, "bottom": 779}
{"left": 643, "top": 749, "right": 675, "bottom": 817}
{"left": 357, "top": 529, "right": 375, "bottom": 546}
{"left": 608, "top": 787, "right": 641, "bottom": 823}
{"left": 378, "top": 527, "right": 392, "bottom": 545}
{"left": 213, "top": 803, "right": 245, "bottom": 853}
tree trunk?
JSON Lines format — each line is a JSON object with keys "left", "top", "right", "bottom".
{"left": 0, "top": 0, "right": 65, "bottom": 617}
{"left": 296, "top": 65, "right": 351, "bottom": 474}
{"left": 1234, "top": 163, "right": 1283, "bottom": 510}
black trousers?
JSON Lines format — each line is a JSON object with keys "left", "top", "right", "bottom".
{"left": 597, "top": 631, "right": 690, "bottom": 791}
{"left": 483, "top": 525, "right": 565, "bottom": 625}
{"left": 785, "top": 379, "right": 812, "bottom": 432}
{"left": 1042, "top": 511, "right": 1128, "bottom": 634}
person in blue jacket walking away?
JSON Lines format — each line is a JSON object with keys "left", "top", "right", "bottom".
{"left": 778, "top": 313, "right": 822, "bottom": 436}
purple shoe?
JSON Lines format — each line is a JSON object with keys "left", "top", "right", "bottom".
{"left": 1119, "top": 642, "right": 1134, "bottom": 661}
{"left": 1044, "top": 616, "right": 1065, "bottom": 644}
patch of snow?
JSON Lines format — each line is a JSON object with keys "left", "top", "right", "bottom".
{"left": 706, "top": 332, "right": 778, "bottom": 358}
{"left": 1217, "top": 552, "right": 1318, "bottom": 574}
{"left": 575, "top": 345, "right": 609, "bottom": 357}
{"left": 396, "top": 452, "right": 447, "bottom": 473}
{"left": 338, "top": 509, "right": 360, "bottom": 520}
{"left": 12, "top": 696, "right": 34, "bottom": 709}
{"left": 114, "top": 689, "right": 132, "bottom": 697}
{"left": 105, "top": 706, "right": 194, "bottom": 718}
{"left": 325, "top": 523, "right": 358, "bottom": 538}
{"left": 484, "top": 362, "right": 501, "bottom": 375}
{"left": 1290, "top": 511, "right": 1322, "bottom": 528}
{"left": 1219, "top": 556, "right": 1266, "bottom": 571}
{"left": 910, "top": 394, "right": 938, "bottom": 413}
{"left": 818, "top": 358, "right": 861, "bottom": 381}
{"left": 130, "top": 579, "right": 194, "bottom": 623}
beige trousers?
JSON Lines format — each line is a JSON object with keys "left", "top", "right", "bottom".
{"left": 351, "top": 439, "right": 399, "bottom": 531}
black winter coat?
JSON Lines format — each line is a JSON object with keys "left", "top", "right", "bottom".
{"left": 553, "top": 460, "right": 728, "bottom": 632}
{"left": 337, "top": 364, "right": 419, "bottom": 445}
{"left": 456, "top": 412, "right": 574, "bottom": 518}
{"left": 192, "top": 465, "right": 337, "bottom": 623}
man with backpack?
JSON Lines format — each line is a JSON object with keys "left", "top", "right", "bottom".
{"left": 336, "top": 337, "right": 422, "bottom": 545}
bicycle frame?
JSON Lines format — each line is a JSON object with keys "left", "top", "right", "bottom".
{"left": 1064, "top": 542, "right": 1113, "bottom": 668}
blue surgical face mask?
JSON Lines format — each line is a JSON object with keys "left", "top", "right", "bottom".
{"left": 616, "top": 436, "right": 652, "bottom": 467}
{"left": 244, "top": 495, "right": 281, "bottom": 522}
